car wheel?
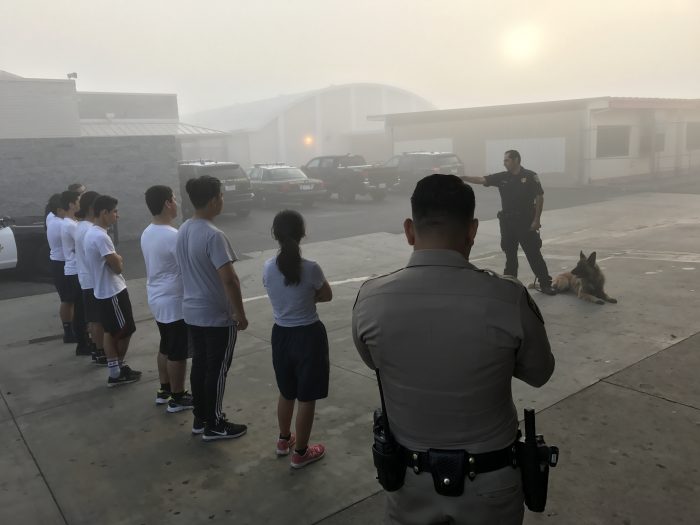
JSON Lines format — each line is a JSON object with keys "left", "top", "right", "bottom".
{"left": 339, "top": 185, "right": 356, "bottom": 203}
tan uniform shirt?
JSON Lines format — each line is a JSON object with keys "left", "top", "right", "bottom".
{"left": 352, "top": 249, "right": 554, "bottom": 453}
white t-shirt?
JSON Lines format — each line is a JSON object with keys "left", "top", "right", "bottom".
{"left": 47, "top": 215, "right": 65, "bottom": 261}
{"left": 61, "top": 218, "right": 79, "bottom": 276}
{"left": 84, "top": 224, "right": 126, "bottom": 299}
{"left": 75, "top": 220, "right": 94, "bottom": 289}
{"left": 140, "top": 224, "right": 184, "bottom": 323}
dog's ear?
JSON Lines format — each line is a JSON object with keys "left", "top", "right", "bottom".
{"left": 580, "top": 251, "right": 586, "bottom": 260}
{"left": 588, "top": 251, "right": 597, "bottom": 265}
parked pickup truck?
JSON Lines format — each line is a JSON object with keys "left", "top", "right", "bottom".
{"left": 301, "top": 155, "right": 397, "bottom": 202}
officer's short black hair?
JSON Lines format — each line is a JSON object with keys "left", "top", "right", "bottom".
{"left": 93, "top": 195, "right": 118, "bottom": 217}
{"left": 145, "top": 185, "right": 174, "bottom": 216}
{"left": 505, "top": 150, "right": 521, "bottom": 163}
{"left": 185, "top": 176, "right": 221, "bottom": 210}
{"left": 60, "top": 190, "right": 81, "bottom": 211}
{"left": 411, "top": 174, "right": 475, "bottom": 233}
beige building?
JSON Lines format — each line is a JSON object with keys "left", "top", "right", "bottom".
{"left": 183, "top": 83, "right": 435, "bottom": 168}
{"left": 373, "top": 97, "right": 700, "bottom": 185}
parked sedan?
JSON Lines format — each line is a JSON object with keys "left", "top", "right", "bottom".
{"left": 248, "top": 165, "right": 326, "bottom": 207}
{"left": 0, "top": 215, "right": 51, "bottom": 278}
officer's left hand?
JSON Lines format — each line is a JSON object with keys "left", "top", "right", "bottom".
{"left": 530, "top": 220, "right": 541, "bottom": 231}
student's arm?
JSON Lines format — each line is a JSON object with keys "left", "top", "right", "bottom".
{"left": 104, "top": 253, "right": 123, "bottom": 274}
{"left": 461, "top": 175, "right": 487, "bottom": 185}
{"left": 217, "top": 262, "right": 248, "bottom": 330}
{"left": 314, "top": 280, "right": 332, "bottom": 303}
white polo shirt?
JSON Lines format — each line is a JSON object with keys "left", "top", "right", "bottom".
{"left": 84, "top": 224, "right": 126, "bottom": 299}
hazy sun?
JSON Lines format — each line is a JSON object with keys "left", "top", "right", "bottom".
{"left": 502, "top": 24, "right": 542, "bottom": 64}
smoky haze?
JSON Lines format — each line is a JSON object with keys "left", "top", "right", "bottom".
{"left": 1, "top": 0, "right": 699, "bottom": 113}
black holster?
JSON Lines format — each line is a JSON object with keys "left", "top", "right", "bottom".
{"left": 517, "top": 410, "right": 560, "bottom": 512}
{"left": 372, "top": 408, "right": 406, "bottom": 491}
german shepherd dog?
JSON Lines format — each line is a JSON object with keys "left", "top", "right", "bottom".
{"left": 552, "top": 251, "right": 617, "bottom": 305}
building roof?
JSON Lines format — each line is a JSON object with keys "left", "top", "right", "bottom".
{"left": 78, "top": 92, "right": 179, "bottom": 119}
{"left": 372, "top": 97, "right": 700, "bottom": 125}
{"left": 80, "top": 120, "right": 227, "bottom": 137}
{"left": 183, "top": 83, "right": 435, "bottom": 133}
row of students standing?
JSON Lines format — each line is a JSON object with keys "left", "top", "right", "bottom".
{"left": 46, "top": 186, "right": 141, "bottom": 385}
{"left": 140, "top": 176, "right": 330, "bottom": 467}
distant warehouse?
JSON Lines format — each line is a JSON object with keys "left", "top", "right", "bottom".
{"left": 369, "top": 97, "right": 700, "bottom": 185}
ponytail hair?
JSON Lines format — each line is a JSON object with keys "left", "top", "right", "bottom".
{"left": 272, "top": 210, "right": 305, "bottom": 286}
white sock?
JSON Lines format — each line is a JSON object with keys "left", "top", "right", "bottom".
{"left": 107, "top": 359, "right": 120, "bottom": 379}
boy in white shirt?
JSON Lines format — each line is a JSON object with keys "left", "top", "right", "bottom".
{"left": 75, "top": 191, "right": 106, "bottom": 364}
{"left": 46, "top": 193, "right": 75, "bottom": 343}
{"left": 84, "top": 195, "right": 141, "bottom": 387}
{"left": 141, "top": 185, "right": 193, "bottom": 413}
{"left": 60, "top": 191, "right": 89, "bottom": 355}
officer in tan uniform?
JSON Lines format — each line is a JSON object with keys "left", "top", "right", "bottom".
{"left": 352, "top": 174, "right": 555, "bottom": 525}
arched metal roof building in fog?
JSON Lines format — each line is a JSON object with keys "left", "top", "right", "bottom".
{"left": 182, "top": 83, "right": 435, "bottom": 167}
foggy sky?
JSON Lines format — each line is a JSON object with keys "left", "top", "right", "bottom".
{"left": 1, "top": 0, "right": 699, "bottom": 115}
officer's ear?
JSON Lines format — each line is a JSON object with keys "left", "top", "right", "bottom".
{"left": 467, "top": 218, "right": 479, "bottom": 247}
{"left": 403, "top": 217, "right": 416, "bottom": 246}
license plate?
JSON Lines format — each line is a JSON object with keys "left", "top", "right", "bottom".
{"left": 378, "top": 183, "right": 386, "bottom": 189}
{"left": 225, "top": 184, "right": 236, "bottom": 191}
{"left": 300, "top": 184, "right": 313, "bottom": 191}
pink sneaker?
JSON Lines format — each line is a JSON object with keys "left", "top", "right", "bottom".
{"left": 290, "top": 443, "right": 326, "bottom": 469}
{"left": 276, "top": 433, "right": 296, "bottom": 456}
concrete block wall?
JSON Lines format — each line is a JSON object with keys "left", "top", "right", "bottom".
{"left": 0, "top": 136, "right": 180, "bottom": 240}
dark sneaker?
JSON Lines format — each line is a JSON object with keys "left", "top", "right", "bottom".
{"left": 539, "top": 283, "right": 557, "bottom": 296}
{"left": 95, "top": 354, "right": 108, "bottom": 366}
{"left": 192, "top": 416, "right": 205, "bottom": 435}
{"left": 167, "top": 392, "right": 194, "bottom": 413}
{"left": 75, "top": 344, "right": 92, "bottom": 356}
{"left": 291, "top": 443, "right": 326, "bottom": 469}
{"left": 202, "top": 420, "right": 247, "bottom": 441}
{"left": 107, "top": 368, "right": 141, "bottom": 388}
{"left": 120, "top": 365, "right": 142, "bottom": 377}
{"left": 155, "top": 390, "right": 171, "bottom": 405}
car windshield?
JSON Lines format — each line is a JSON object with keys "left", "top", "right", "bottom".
{"left": 267, "top": 168, "right": 307, "bottom": 181}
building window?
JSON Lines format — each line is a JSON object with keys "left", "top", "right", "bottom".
{"left": 596, "top": 125, "right": 630, "bottom": 158}
{"left": 687, "top": 122, "right": 700, "bottom": 150}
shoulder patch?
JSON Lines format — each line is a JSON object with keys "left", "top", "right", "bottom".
{"left": 525, "top": 291, "right": 545, "bottom": 324}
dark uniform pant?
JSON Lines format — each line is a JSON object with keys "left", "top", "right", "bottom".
{"left": 498, "top": 214, "right": 551, "bottom": 285}
{"left": 386, "top": 466, "right": 524, "bottom": 525}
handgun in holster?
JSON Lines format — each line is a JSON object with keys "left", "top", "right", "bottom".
{"left": 517, "top": 408, "right": 560, "bottom": 512}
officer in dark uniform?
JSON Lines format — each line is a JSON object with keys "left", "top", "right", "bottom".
{"left": 463, "top": 150, "right": 556, "bottom": 295}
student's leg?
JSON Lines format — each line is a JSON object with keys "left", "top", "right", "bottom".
{"left": 204, "top": 325, "right": 236, "bottom": 426}
{"left": 294, "top": 400, "right": 316, "bottom": 451}
{"left": 277, "top": 395, "right": 295, "bottom": 437}
{"left": 188, "top": 325, "right": 206, "bottom": 421}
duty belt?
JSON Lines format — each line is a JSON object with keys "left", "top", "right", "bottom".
{"left": 403, "top": 442, "right": 518, "bottom": 481}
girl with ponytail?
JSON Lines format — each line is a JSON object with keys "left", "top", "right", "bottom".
{"left": 263, "top": 210, "right": 332, "bottom": 469}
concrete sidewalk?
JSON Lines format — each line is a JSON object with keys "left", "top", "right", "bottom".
{"left": 1, "top": 192, "right": 699, "bottom": 524}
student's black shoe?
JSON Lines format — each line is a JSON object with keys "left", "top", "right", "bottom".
{"left": 167, "top": 392, "right": 194, "bottom": 413}
{"left": 192, "top": 416, "right": 205, "bottom": 435}
{"left": 107, "top": 368, "right": 141, "bottom": 388}
{"left": 75, "top": 344, "right": 92, "bottom": 356}
{"left": 120, "top": 365, "right": 142, "bottom": 377}
{"left": 155, "top": 389, "right": 172, "bottom": 405}
{"left": 94, "top": 354, "right": 108, "bottom": 366}
{"left": 202, "top": 420, "right": 247, "bottom": 441}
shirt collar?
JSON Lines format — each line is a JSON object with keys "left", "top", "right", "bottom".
{"left": 406, "top": 249, "right": 476, "bottom": 270}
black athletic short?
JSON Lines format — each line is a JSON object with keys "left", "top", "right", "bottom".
{"left": 271, "top": 320, "right": 329, "bottom": 402}
{"left": 96, "top": 289, "right": 136, "bottom": 339}
{"left": 63, "top": 274, "right": 82, "bottom": 304}
{"left": 157, "top": 319, "right": 189, "bottom": 361}
{"left": 82, "top": 289, "right": 101, "bottom": 323}
{"left": 50, "top": 260, "right": 71, "bottom": 302}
